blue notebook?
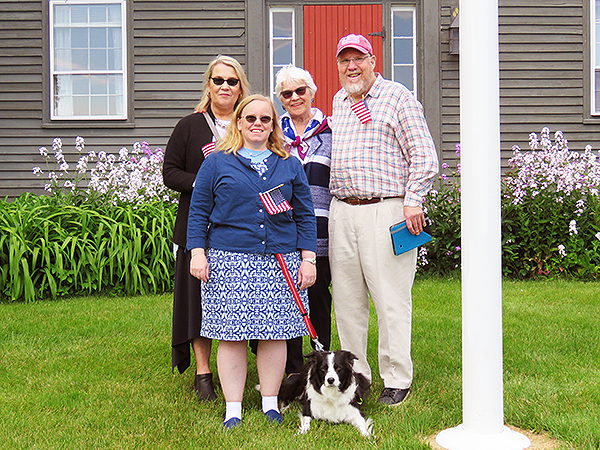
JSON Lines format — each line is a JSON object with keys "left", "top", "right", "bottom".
{"left": 390, "top": 221, "right": 432, "bottom": 255}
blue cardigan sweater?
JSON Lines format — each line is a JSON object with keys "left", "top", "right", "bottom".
{"left": 187, "top": 150, "right": 317, "bottom": 255}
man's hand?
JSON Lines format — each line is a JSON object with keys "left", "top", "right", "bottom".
{"left": 404, "top": 205, "right": 426, "bottom": 235}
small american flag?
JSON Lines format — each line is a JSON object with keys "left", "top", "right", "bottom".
{"left": 259, "top": 184, "right": 293, "bottom": 215}
{"left": 350, "top": 99, "right": 372, "bottom": 124}
{"left": 202, "top": 141, "right": 216, "bottom": 158}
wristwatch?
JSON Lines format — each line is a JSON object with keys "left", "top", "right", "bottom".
{"left": 302, "top": 257, "right": 317, "bottom": 265}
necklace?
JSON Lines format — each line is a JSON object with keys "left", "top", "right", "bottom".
{"left": 215, "top": 118, "right": 230, "bottom": 128}
{"left": 245, "top": 149, "right": 266, "bottom": 157}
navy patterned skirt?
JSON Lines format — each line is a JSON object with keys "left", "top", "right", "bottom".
{"left": 200, "top": 249, "right": 309, "bottom": 341}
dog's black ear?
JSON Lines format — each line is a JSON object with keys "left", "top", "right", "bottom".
{"left": 339, "top": 350, "right": 358, "bottom": 365}
{"left": 304, "top": 351, "right": 321, "bottom": 365}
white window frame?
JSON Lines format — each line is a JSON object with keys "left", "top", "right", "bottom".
{"left": 49, "top": 0, "right": 128, "bottom": 120}
{"left": 391, "top": 6, "right": 417, "bottom": 98}
{"left": 592, "top": 0, "right": 600, "bottom": 115}
{"left": 269, "top": 7, "right": 295, "bottom": 111}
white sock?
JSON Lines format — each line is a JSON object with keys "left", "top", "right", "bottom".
{"left": 262, "top": 395, "right": 279, "bottom": 413}
{"left": 224, "top": 402, "right": 242, "bottom": 422}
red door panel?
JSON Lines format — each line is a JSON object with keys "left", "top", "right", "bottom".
{"left": 304, "top": 4, "right": 383, "bottom": 116}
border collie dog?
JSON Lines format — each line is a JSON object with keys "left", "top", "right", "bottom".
{"left": 279, "top": 350, "right": 373, "bottom": 437}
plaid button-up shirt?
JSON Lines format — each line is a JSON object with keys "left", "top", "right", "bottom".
{"left": 330, "top": 74, "right": 439, "bottom": 207}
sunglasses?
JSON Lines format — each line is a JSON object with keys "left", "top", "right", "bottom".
{"left": 281, "top": 86, "right": 309, "bottom": 99}
{"left": 242, "top": 115, "right": 273, "bottom": 124}
{"left": 211, "top": 77, "right": 240, "bottom": 86}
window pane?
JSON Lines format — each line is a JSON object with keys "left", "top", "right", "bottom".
{"left": 54, "top": 5, "right": 70, "bottom": 25}
{"left": 90, "top": 28, "right": 107, "bottom": 48}
{"left": 90, "top": 49, "right": 107, "bottom": 70}
{"left": 54, "top": 75, "right": 72, "bottom": 96}
{"left": 394, "top": 39, "right": 413, "bottom": 64}
{"left": 107, "top": 49, "right": 121, "bottom": 70}
{"left": 273, "top": 40, "right": 292, "bottom": 65}
{"left": 394, "top": 66, "right": 414, "bottom": 91}
{"left": 71, "top": 28, "right": 88, "bottom": 49}
{"left": 91, "top": 96, "right": 108, "bottom": 115}
{"left": 71, "top": 5, "right": 88, "bottom": 24}
{"left": 393, "top": 10, "right": 413, "bottom": 37}
{"left": 108, "top": 28, "right": 122, "bottom": 48}
{"left": 73, "top": 75, "right": 90, "bottom": 95}
{"left": 91, "top": 75, "right": 108, "bottom": 94}
{"left": 55, "top": 96, "right": 73, "bottom": 116}
{"left": 72, "top": 49, "right": 89, "bottom": 70}
{"left": 90, "top": 5, "right": 107, "bottom": 23}
{"left": 55, "top": 50, "right": 70, "bottom": 71}
{"left": 108, "top": 75, "right": 123, "bottom": 95}
{"left": 272, "top": 12, "right": 293, "bottom": 38}
{"left": 73, "top": 96, "right": 90, "bottom": 116}
{"left": 54, "top": 28, "right": 70, "bottom": 49}
{"left": 107, "top": 4, "right": 121, "bottom": 23}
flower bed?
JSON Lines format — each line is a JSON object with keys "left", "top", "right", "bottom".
{"left": 422, "top": 128, "right": 600, "bottom": 279}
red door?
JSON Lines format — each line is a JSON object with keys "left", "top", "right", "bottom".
{"left": 303, "top": 4, "right": 383, "bottom": 116}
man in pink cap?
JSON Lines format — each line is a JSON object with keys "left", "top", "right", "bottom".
{"left": 328, "top": 33, "right": 439, "bottom": 406}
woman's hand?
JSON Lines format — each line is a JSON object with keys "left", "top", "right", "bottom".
{"left": 190, "top": 248, "right": 209, "bottom": 282}
{"left": 297, "top": 251, "right": 317, "bottom": 290}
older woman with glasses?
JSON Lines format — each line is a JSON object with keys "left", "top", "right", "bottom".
{"left": 187, "top": 94, "right": 317, "bottom": 428}
{"left": 275, "top": 65, "right": 333, "bottom": 379}
{"left": 162, "top": 55, "right": 250, "bottom": 402}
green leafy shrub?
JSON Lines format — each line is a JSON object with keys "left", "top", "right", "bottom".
{"left": 0, "top": 194, "right": 177, "bottom": 302}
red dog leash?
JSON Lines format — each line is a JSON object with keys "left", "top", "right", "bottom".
{"left": 276, "top": 253, "right": 324, "bottom": 352}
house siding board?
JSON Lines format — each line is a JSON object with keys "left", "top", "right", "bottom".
{"left": 0, "top": 0, "right": 246, "bottom": 198}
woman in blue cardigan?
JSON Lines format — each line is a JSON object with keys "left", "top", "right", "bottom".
{"left": 187, "top": 95, "right": 317, "bottom": 428}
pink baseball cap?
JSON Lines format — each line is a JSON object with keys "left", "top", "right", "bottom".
{"left": 336, "top": 34, "right": 373, "bottom": 56}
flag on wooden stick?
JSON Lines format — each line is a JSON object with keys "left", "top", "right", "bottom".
{"left": 259, "top": 184, "right": 293, "bottom": 215}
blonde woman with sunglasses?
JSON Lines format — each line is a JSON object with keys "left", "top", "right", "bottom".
{"left": 187, "top": 95, "right": 317, "bottom": 428}
{"left": 162, "top": 55, "right": 250, "bottom": 402}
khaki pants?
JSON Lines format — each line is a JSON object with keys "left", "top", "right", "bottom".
{"left": 329, "top": 197, "right": 416, "bottom": 389}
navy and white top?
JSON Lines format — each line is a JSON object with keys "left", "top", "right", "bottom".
{"left": 187, "top": 149, "right": 317, "bottom": 255}
{"left": 281, "top": 108, "right": 332, "bottom": 257}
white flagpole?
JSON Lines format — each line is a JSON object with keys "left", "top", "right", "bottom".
{"left": 436, "top": 0, "right": 531, "bottom": 448}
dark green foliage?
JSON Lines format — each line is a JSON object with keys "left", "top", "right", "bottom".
{"left": 1, "top": 193, "right": 177, "bottom": 302}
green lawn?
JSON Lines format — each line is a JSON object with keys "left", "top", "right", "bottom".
{"left": 1, "top": 277, "right": 597, "bottom": 449}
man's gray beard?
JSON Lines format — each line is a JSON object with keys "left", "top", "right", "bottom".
{"left": 341, "top": 74, "right": 375, "bottom": 97}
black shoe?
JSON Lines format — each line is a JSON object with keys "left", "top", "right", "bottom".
{"left": 194, "top": 372, "right": 217, "bottom": 401}
{"left": 377, "top": 387, "right": 410, "bottom": 406}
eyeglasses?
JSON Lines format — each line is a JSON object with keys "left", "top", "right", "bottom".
{"left": 280, "top": 86, "right": 309, "bottom": 99}
{"left": 211, "top": 77, "right": 240, "bottom": 86}
{"left": 242, "top": 115, "right": 273, "bottom": 124}
{"left": 337, "top": 55, "right": 371, "bottom": 67}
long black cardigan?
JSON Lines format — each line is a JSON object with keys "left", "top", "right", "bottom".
{"left": 163, "top": 108, "right": 216, "bottom": 247}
